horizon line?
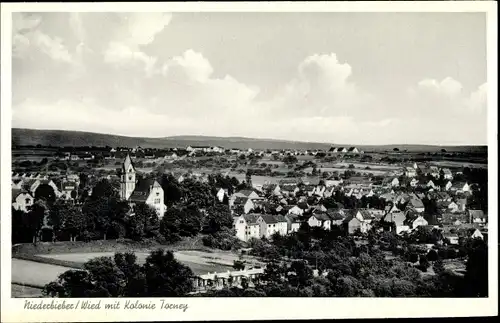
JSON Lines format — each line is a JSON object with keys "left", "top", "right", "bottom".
{"left": 11, "top": 127, "right": 488, "bottom": 147}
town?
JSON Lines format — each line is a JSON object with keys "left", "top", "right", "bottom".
{"left": 11, "top": 140, "right": 488, "bottom": 297}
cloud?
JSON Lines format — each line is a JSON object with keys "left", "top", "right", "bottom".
{"left": 410, "top": 77, "right": 487, "bottom": 115}
{"left": 11, "top": 13, "right": 487, "bottom": 144}
{"left": 104, "top": 41, "right": 158, "bottom": 76}
{"left": 13, "top": 13, "right": 77, "bottom": 65}
{"left": 103, "top": 13, "right": 172, "bottom": 74}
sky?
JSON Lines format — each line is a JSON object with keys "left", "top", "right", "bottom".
{"left": 12, "top": 12, "right": 488, "bottom": 145}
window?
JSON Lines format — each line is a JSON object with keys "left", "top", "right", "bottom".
{"left": 25, "top": 198, "right": 31, "bottom": 204}
{"left": 156, "top": 192, "right": 160, "bottom": 196}
{"left": 239, "top": 220, "right": 244, "bottom": 224}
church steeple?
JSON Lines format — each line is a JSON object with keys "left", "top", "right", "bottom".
{"left": 120, "top": 154, "right": 136, "bottom": 200}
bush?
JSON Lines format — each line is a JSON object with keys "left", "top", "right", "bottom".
{"left": 202, "top": 228, "right": 242, "bottom": 251}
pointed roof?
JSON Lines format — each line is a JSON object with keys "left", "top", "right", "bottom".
{"left": 122, "top": 154, "right": 135, "bottom": 173}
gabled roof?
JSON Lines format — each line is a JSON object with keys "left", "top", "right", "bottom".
{"left": 243, "top": 214, "right": 260, "bottom": 225}
{"left": 409, "top": 198, "right": 424, "bottom": 208}
{"left": 233, "top": 196, "right": 251, "bottom": 205}
{"left": 383, "top": 211, "right": 406, "bottom": 226}
{"left": 12, "top": 188, "right": 32, "bottom": 202}
{"left": 259, "top": 214, "right": 287, "bottom": 224}
{"left": 468, "top": 209, "right": 486, "bottom": 219}
{"left": 357, "top": 209, "right": 373, "bottom": 220}
{"left": 327, "top": 210, "right": 346, "bottom": 221}
{"left": 311, "top": 213, "right": 331, "bottom": 222}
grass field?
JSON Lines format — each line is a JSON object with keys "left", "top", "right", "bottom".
{"left": 12, "top": 259, "right": 74, "bottom": 287}
{"left": 37, "top": 250, "right": 261, "bottom": 276}
{"left": 12, "top": 283, "right": 44, "bottom": 298}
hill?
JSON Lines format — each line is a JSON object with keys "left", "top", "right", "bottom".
{"left": 11, "top": 128, "right": 487, "bottom": 153}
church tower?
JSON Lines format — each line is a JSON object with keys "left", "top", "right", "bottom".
{"left": 120, "top": 154, "right": 136, "bottom": 200}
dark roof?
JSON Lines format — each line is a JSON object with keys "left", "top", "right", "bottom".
{"left": 327, "top": 210, "right": 345, "bottom": 221}
{"left": 243, "top": 214, "right": 260, "bottom": 224}
{"left": 260, "top": 214, "right": 286, "bottom": 224}
{"left": 12, "top": 188, "right": 28, "bottom": 202}
{"left": 312, "top": 213, "right": 331, "bottom": 222}
{"left": 383, "top": 212, "right": 406, "bottom": 226}
{"left": 468, "top": 210, "right": 486, "bottom": 219}
{"left": 233, "top": 196, "right": 250, "bottom": 205}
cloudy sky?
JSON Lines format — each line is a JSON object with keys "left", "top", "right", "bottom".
{"left": 12, "top": 12, "right": 487, "bottom": 145}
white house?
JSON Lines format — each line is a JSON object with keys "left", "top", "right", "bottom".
{"left": 287, "top": 205, "right": 304, "bottom": 216}
{"left": 442, "top": 169, "right": 453, "bottom": 180}
{"left": 410, "top": 178, "right": 419, "bottom": 187}
{"left": 285, "top": 214, "right": 301, "bottom": 233}
{"left": 308, "top": 213, "right": 332, "bottom": 231}
{"left": 407, "top": 215, "right": 429, "bottom": 230}
{"left": 216, "top": 188, "right": 228, "bottom": 203}
{"left": 12, "top": 189, "right": 34, "bottom": 212}
{"left": 257, "top": 215, "right": 288, "bottom": 238}
{"left": 233, "top": 214, "right": 261, "bottom": 242}
{"left": 324, "top": 178, "right": 343, "bottom": 187}
{"left": 405, "top": 167, "right": 416, "bottom": 178}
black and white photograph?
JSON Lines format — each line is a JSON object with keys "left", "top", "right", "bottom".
{"left": 1, "top": 1, "right": 498, "bottom": 321}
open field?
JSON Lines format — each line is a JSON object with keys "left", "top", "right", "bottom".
{"left": 12, "top": 259, "right": 73, "bottom": 287}
{"left": 37, "top": 250, "right": 261, "bottom": 276}
{"left": 12, "top": 283, "right": 44, "bottom": 298}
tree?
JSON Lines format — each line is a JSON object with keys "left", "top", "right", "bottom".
{"left": 27, "top": 200, "right": 48, "bottom": 243}
{"left": 202, "top": 204, "right": 233, "bottom": 234}
{"left": 288, "top": 260, "right": 313, "bottom": 295}
{"left": 128, "top": 203, "right": 160, "bottom": 241}
{"left": 43, "top": 256, "right": 126, "bottom": 297}
{"left": 233, "top": 260, "right": 246, "bottom": 271}
{"left": 433, "top": 258, "right": 445, "bottom": 276}
{"left": 393, "top": 148, "right": 400, "bottom": 152}
{"left": 160, "top": 173, "right": 183, "bottom": 206}
{"left": 91, "top": 179, "right": 117, "bottom": 200}
{"left": 142, "top": 249, "right": 194, "bottom": 297}
{"left": 34, "top": 184, "right": 56, "bottom": 205}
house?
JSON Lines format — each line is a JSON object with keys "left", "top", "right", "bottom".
{"left": 441, "top": 213, "right": 469, "bottom": 226}
{"left": 280, "top": 184, "right": 300, "bottom": 197}
{"left": 120, "top": 155, "right": 166, "bottom": 217}
{"left": 12, "top": 179, "right": 23, "bottom": 190}
{"left": 342, "top": 215, "right": 363, "bottom": 234}
{"left": 324, "top": 178, "right": 343, "bottom": 187}
{"left": 257, "top": 214, "right": 288, "bottom": 238}
{"left": 301, "top": 184, "right": 317, "bottom": 197}
{"left": 405, "top": 167, "right": 416, "bottom": 178}
{"left": 383, "top": 177, "right": 400, "bottom": 187}
{"left": 347, "top": 147, "right": 359, "bottom": 154}
{"left": 263, "top": 184, "right": 281, "bottom": 196}
{"left": 312, "top": 204, "right": 327, "bottom": 214}
{"left": 233, "top": 214, "right": 261, "bottom": 242}
{"left": 314, "top": 185, "right": 326, "bottom": 197}
{"left": 331, "top": 147, "right": 348, "bottom": 153}
{"left": 408, "top": 198, "right": 425, "bottom": 213}
{"left": 308, "top": 213, "right": 332, "bottom": 231}
{"left": 383, "top": 212, "right": 409, "bottom": 235}
{"left": 287, "top": 205, "right": 304, "bottom": 216}
{"left": 60, "top": 180, "right": 78, "bottom": 200}
{"left": 443, "top": 232, "right": 459, "bottom": 245}
{"left": 442, "top": 168, "right": 453, "bottom": 180}
{"left": 12, "top": 189, "right": 34, "bottom": 212}
{"left": 446, "top": 201, "right": 460, "bottom": 213}
{"left": 233, "top": 189, "right": 261, "bottom": 200}
{"left": 216, "top": 188, "right": 228, "bottom": 203}
{"left": 285, "top": 214, "right": 302, "bottom": 233}
{"left": 456, "top": 198, "right": 467, "bottom": 212}
{"left": 427, "top": 180, "right": 437, "bottom": 190}
{"left": 449, "top": 182, "right": 471, "bottom": 194}
{"left": 406, "top": 215, "right": 429, "bottom": 230}
{"left": 409, "top": 178, "right": 419, "bottom": 188}
{"left": 384, "top": 204, "right": 400, "bottom": 214}
{"left": 327, "top": 210, "right": 346, "bottom": 226}
{"left": 232, "top": 197, "right": 255, "bottom": 214}
{"left": 468, "top": 210, "right": 487, "bottom": 224}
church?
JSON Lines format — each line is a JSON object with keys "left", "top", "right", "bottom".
{"left": 120, "top": 154, "right": 166, "bottom": 218}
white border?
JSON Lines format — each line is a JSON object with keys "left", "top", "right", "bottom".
{"left": 1, "top": 2, "right": 498, "bottom": 322}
